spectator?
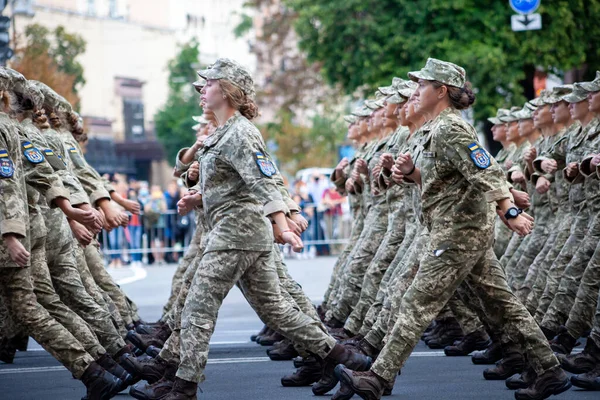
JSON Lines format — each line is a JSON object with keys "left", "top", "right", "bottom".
{"left": 308, "top": 173, "right": 330, "bottom": 256}
{"left": 164, "top": 180, "right": 181, "bottom": 262}
{"left": 128, "top": 185, "right": 144, "bottom": 266}
{"left": 145, "top": 185, "right": 167, "bottom": 265}
{"left": 322, "top": 184, "right": 346, "bottom": 251}
{"left": 294, "top": 181, "right": 316, "bottom": 258}
{"left": 107, "top": 179, "right": 127, "bottom": 268}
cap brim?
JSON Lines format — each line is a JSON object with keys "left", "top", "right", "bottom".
{"left": 386, "top": 93, "right": 407, "bottom": 105}
{"left": 408, "top": 69, "right": 435, "bottom": 82}
{"left": 562, "top": 93, "right": 587, "bottom": 103}
{"left": 192, "top": 124, "right": 201, "bottom": 131}
{"left": 579, "top": 82, "right": 600, "bottom": 92}
{"left": 488, "top": 117, "right": 500, "bottom": 125}
{"left": 197, "top": 68, "right": 225, "bottom": 81}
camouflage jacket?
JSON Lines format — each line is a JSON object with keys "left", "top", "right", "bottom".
{"left": 578, "top": 118, "right": 600, "bottom": 213}
{"left": 197, "top": 112, "right": 288, "bottom": 253}
{"left": 419, "top": 108, "right": 510, "bottom": 251}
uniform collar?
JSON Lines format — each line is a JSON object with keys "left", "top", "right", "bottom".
{"left": 203, "top": 111, "right": 242, "bottom": 148}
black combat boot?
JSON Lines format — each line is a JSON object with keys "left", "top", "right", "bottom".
{"left": 312, "top": 344, "right": 372, "bottom": 395}
{"left": 146, "top": 346, "right": 161, "bottom": 359}
{"left": 570, "top": 363, "right": 600, "bottom": 390}
{"left": 97, "top": 353, "right": 134, "bottom": 391}
{"left": 121, "top": 354, "right": 170, "bottom": 384}
{"left": 549, "top": 326, "right": 578, "bottom": 355}
{"left": 281, "top": 356, "right": 322, "bottom": 387}
{"left": 292, "top": 356, "right": 305, "bottom": 368}
{"left": 257, "top": 331, "right": 285, "bottom": 346}
{"left": 80, "top": 361, "right": 124, "bottom": 400}
{"left": 129, "top": 359, "right": 177, "bottom": 400}
{"left": 483, "top": 347, "right": 524, "bottom": 380}
{"left": 444, "top": 330, "right": 491, "bottom": 356}
{"left": 514, "top": 366, "right": 571, "bottom": 399}
{"left": 540, "top": 326, "right": 557, "bottom": 341}
{"left": 335, "top": 365, "right": 393, "bottom": 400}
{"left": 126, "top": 325, "right": 171, "bottom": 352}
{"left": 560, "top": 338, "right": 600, "bottom": 374}
{"left": 472, "top": 340, "right": 502, "bottom": 365}
{"left": 12, "top": 333, "right": 29, "bottom": 351}
{"left": 250, "top": 325, "right": 268, "bottom": 342}
{"left": 326, "top": 316, "right": 345, "bottom": 329}
{"left": 267, "top": 339, "right": 299, "bottom": 361}
{"left": 255, "top": 327, "right": 273, "bottom": 344}
{"left": 0, "top": 337, "right": 17, "bottom": 364}
{"left": 505, "top": 365, "right": 537, "bottom": 390}
{"left": 161, "top": 377, "right": 197, "bottom": 400}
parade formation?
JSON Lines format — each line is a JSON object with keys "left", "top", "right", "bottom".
{"left": 0, "top": 54, "right": 600, "bottom": 400}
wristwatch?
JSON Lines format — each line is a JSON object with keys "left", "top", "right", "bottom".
{"left": 504, "top": 207, "right": 523, "bottom": 220}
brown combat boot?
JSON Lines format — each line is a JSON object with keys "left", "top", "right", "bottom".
{"left": 444, "top": 330, "right": 491, "bottom": 356}
{"left": 129, "top": 360, "right": 177, "bottom": 400}
{"left": 549, "top": 326, "right": 579, "bottom": 355}
{"left": 560, "top": 338, "right": 600, "bottom": 374}
{"left": 570, "top": 363, "right": 600, "bottom": 390}
{"left": 121, "top": 354, "right": 170, "bottom": 384}
{"left": 80, "top": 361, "right": 124, "bottom": 400}
{"left": 312, "top": 344, "right": 373, "bottom": 395}
{"left": 505, "top": 365, "right": 537, "bottom": 390}
{"left": 483, "top": 346, "right": 524, "bottom": 380}
{"left": 126, "top": 327, "right": 171, "bottom": 352}
{"left": 335, "top": 365, "right": 392, "bottom": 400}
{"left": 97, "top": 353, "right": 134, "bottom": 390}
{"left": 514, "top": 366, "right": 571, "bottom": 399}
{"left": 326, "top": 316, "right": 345, "bottom": 329}
{"left": 250, "top": 324, "right": 268, "bottom": 342}
{"left": 162, "top": 377, "right": 197, "bottom": 400}
{"left": 257, "top": 331, "right": 285, "bottom": 346}
{"left": 281, "top": 356, "right": 322, "bottom": 387}
{"left": 471, "top": 340, "right": 502, "bottom": 365}
{"left": 267, "top": 339, "right": 299, "bottom": 361}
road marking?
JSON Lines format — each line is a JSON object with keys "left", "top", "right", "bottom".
{"left": 115, "top": 264, "right": 147, "bottom": 285}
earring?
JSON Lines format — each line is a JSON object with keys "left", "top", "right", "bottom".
{"left": 222, "top": 95, "right": 226, "bottom": 99}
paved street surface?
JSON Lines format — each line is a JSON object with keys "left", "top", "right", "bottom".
{"left": 0, "top": 256, "right": 597, "bottom": 399}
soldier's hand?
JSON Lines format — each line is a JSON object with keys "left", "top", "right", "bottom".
{"left": 523, "top": 147, "right": 537, "bottom": 163}
{"left": 541, "top": 159, "right": 558, "bottom": 174}
{"left": 92, "top": 208, "right": 105, "bottom": 233}
{"left": 188, "top": 161, "right": 200, "bottom": 182}
{"left": 69, "top": 220, "right": 93, "bottom": 247}
{"left": 351, "top": 168, "right": 362, "bottom": 184}
{"left": 510, "top": 189, "right": 530, "bottom": 209}
{"left": 286, "top": 217, "right": 302, "bottom": 236}
{"left": 591, "top": 154, "right": 600, "bottom": 169}
{"left": 395, "top": 152, "right": 415, "bottom": 176}
{"left": 504, "top": 160, "right": 513, "bottom": 170}
{"left": 566, "top": 162, "right": 579, "bottom": 178}
{"left": 119, "top": 212, "right": 129, "bottom": 228}
{"left": 122, "top": 199, "right": 141, "bottom": 215}
{"left": 391, "top": 165, "right": 405, "bottom": 185}
{"left": 508, "top": 212, "right": 534, "bottom": 237}
{"left": 281, "top": 231, "right": 304, "bottom": 253}
{"left": 372, "top": 164, "right": 382, "bottom": 181}
{"left": 380, "top": 153, "right": 394, "bottom": 170}
{"left": 536, "top": 177, "right": 551, "bottom": 194}
{"left": 193, "top": 134, "right": 208, "bottom": 150}
{"left": 335, "top": 158, "right": 349, "bottom": 176}
{"left": 65, "top": 206, "right": 96, "bottom": 226}
{"left": 355, "top": 159, "right": 368, "bottom": 175}
{"left": 101, "top": 203, "right": 121, "bottom": 231}
{"left": 510, "top": 171, "right": 526, "bottom": 184}
{"left": 345, "top": 178, "right": 356, "bottom": 194}
{"left": 177, "top": 192, "right": 202, "bottom": 216}
{"left": 4, "top": 234, "right": 30, "bottom": 267}
{"left": 290, "top": 213, "right": 308, "bottom": 232}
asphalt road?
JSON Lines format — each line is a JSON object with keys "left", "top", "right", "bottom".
{"left": 0, "top": 256, "right": 597, "bottom": 400}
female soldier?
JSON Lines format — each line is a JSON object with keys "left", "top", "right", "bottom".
{"left": 162, "top": 58, "right": 371, "bottom": 400}
{"left": 336, "top": 58, "right": 569, "bottom": 400}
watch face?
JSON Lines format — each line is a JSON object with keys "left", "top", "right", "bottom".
{"left": 508, "top": 208, "right": 519, "bottom": 217}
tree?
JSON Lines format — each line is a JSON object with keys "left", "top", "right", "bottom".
{"left": 154, "top": 39, "right": 203, "bottom": 164}
{"left": 286, "top": 0, "right": 600, "bottom": 126}
{"left": 11, "top": 24, "right": 86, "bottom": 109}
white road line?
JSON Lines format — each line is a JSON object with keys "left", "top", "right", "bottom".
{"left": 115, "top": 264, "right": 147, "bottom": 285}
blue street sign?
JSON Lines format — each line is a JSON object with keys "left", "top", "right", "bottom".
{"left": 509, "top": 0, "right": 540, "bottom": 15}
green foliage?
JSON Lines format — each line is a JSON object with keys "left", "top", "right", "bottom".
{"left": 286, "top": 0, "right": 600, "bottom": 125}
{"left": 155, "top": 40, "right": 203, "bottom": 164}
{"left": 234, "top": 13, "right": 254, "bottom": 38}
{"left": 22, "top": 24, "right": 87, "bottom": 93}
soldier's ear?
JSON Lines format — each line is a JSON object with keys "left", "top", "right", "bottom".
{"left": 437, "top": 85, "right": 448, "bottom": 100}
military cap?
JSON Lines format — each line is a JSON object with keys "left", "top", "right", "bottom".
{"left": 23, "top": 81, "right": 45, "bottom": 109}
{"left": 579, "top": 71, "right": 600, "bottom": 92}
{"left": 545, "top": 85, "right": 573, "bottom": 104}
{"left": 408, "top": 58, "right": 466, "bottom": 88}
{"left": 351, "top": 106, "right": 373, "bottom": 118}
{"left": 397, "top": 80, "right": 418, "bottom": 99}
{"left": 0, "top": 67, "right": 27, "bottom": 92}
{"left": 524, "top": 102, "right": 537, "bottom": 111}
{"left": 343, "top": 115, "right": 358, "bottom": 125}
{"left": 32, "top": 81, "right": 71, "bottom": 112}
{"left": 192, "top": 77, "right": 206, "bottom": 93}
{"left": 365, "top": 99, "right": 384, "bottom": 110}
{"left": 197, "top": 58, "right": 255, "bottom": 99}
{"left": 499, "top": 106, "right": 522, "bottom": 123}
{"left": 514, "top": 104, "right": 534, "bottom": 120}
{"left": 192, "top": 115, "right": 209, "bottom": 125}
{"left": 386, "top": 93, "right": 405, "bottom": 105}
{"left": 528, "top": 90, "right": 551, "bottom": 107}
{"left": 562, "top": 83, "right": 589, "bottom": 103}
{"left": 192, "top": 123, "right": 201, "bottom": 131}
{"left": 487, "top": 108, "right": 510, "bottom": 125}
{"left": 378, "top": 84, "right": 397, "bottom": 97}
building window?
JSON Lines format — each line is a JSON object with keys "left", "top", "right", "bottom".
{"left": 123, "top": 98, "right": 145, "bottom": 141}
{"left": 109, "top": 0, "right": 117, "bottom": 18}
{"left": 87, "top": 0, "right": 96, "bottom": 16}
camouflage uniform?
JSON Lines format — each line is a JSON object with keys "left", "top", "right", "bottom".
{"left": 177, "top": 110, "right": 336, "bottom": 384}
{"left": 370, "top": 103, "right": 557, "bottom": 382}
{"left": 492, "top": 142, "right": 517, "bottom": 257}
{"left": 0, "top": 110, "right": 94, "bottom": 379}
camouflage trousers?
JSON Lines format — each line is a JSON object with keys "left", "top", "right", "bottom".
{"left": 524, "top": 211, "right": 573, "bottom": 314}
{"left": 499, "top": 233, "right": 524, "bottom": 269}
{"left": 177, "top": 249, "right": 336, "bottom": 383}
{"left": 323, "top": 206, "right": 366, "bottom": 309}
{"left": 86, "top": 240, "right": 139, "bottom": 326}
{"left": 162, "top": 226, "right": 204, "bottom": 319}
{"left": 448, "top": 288, "right": 484, "bottom": 336}
{"left": 493, "top": 218, "right": 513, "bottom": 259}
{"left": 363, "top": 228, "right": 428, "bottom": 349}
{"left": 371, "top": 245, "right": 558, "bottom": 383}
{"left": 534, "top": 207, "right": 589, "bottom": 323}
{"left": 590, "top": 290, "right": 600, "bottom": 349}
{"left": 541, "top": 211, "right": 600, "bottom": 333}
{"left": 504, "top": 234, "right": 532, "bottom": 289}
{"left": 358, "top": 222, "right": 420, "bottom": 338}
{"left": 30, "top": 235, "right": 105, "bottom": 359}
{"left": 344, "top": 199, "right": 407, "bottom": 335}
{"left": 0, "top": 265, "right": 95, "bottom": 378}
{"left": 328, "top": 203, "right": 389, "bottom": 323}
{"left": 46, "top": 239, "right": 126, "bottom": 357}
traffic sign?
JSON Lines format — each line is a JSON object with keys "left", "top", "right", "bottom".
{"left": 511, "top": 13, "right": 542, "bottom": 31}
{"left": 509, "top": 0, "right": 541, "bottom": 15}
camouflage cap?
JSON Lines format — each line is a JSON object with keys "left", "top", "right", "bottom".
{"left": 528, "top": 90, "right": 551, "bottom": 107}
{"left": 524, "top": 102, "right": 537, "bottom": 111}
{"left": 365, "top": 99, "right": 384, "bottom": 110}
{"left": 343, "top": 115, "right": 358, "bottom": 125}
{"left": 351, "top": 105, "right": 373, "bottom": 118}
{"left": 545, "top": 84, "right": 573, "bottom": 104}
{"left": 192, "top": 77, "right": 206, "bottom": 93}
{"left": 397, "top": 80, "right": 418, "bottom": 99}
{"left": 197, "top": 58, "right": 255, "bottom": 99}
{"left": 0, "top": 67, "right": 27, "bottom": 92}
{"left": 378, "top": 84, "right": 397, "bottom": 97}
{"left": 192, "top": 115, "right": 209, "bottom": 125}
{"left": 192, "top": 123, "right": 201, "bottom": 131}
{"left": 579, "top": 71, "right": 600, "bottom": 92}
{"left": 32, "top": 81, "right": 71, "bottom": 112}
{"left": 24, "top": 81, "right": 45, "bottom": 110}
{"left": 386, "top": 93, "right": 406, "bottom": 105}
{"left": 499, "top": 106, "right": 522, "bottom": 123}
{"left": 408, "top": 58, "right": 466, "bottom": 88}
{"left": 487, "top": 108, "right": 510, "bottom": 125}
{"left": 514, "top": 104, "right": 534, "bottom": 120}
{"left": 562, "top": 83, "right": 589, "bottom": 103}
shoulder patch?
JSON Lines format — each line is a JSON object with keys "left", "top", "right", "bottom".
{"left": 0, "top": 150, "right": 14, "bottom": 178}
{"left": 43, "top": 149, "right": 67, "bottom": 171}
{"left": 468, "top": 142, "right": 491, "bottom": 169}
{"left": 68, "top": 147, "right": 86, "bottom": 168}
{"left": 22, "top": 141, "right": 44, "bottom": 164}
{"left": 254, "top": 152, "right": 276, "bottom": 177}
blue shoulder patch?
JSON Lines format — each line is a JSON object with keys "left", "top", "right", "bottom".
{"left": 255, "top": 152, "right": 276, "bottom": 177}
{"left": 22, "top": 141, "right": 44, "bottom": 164}
{"left": 0, "top": 149, "right": 14, "bottom": 178}
{"left": 467, "top": 142, "right": 491, "bottom": 169}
